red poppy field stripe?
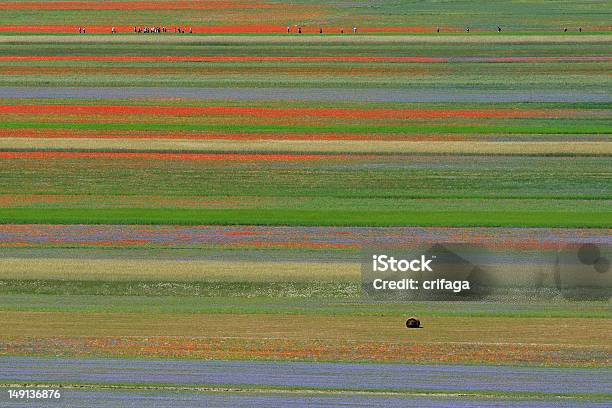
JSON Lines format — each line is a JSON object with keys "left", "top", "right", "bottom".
{"left": 0, "top": 25, "right": 283, "bottom": 33}
{"left": 0, "top": 105, "right": 552, "bottom": 119}
{"left": 0, "top": 25, "right": 435, "bottom": 34}
{"left": 0, "top": 151, "right": 346, "bottom": 161}
{"left": 1, "top": 24, "right": 610, "bottom": 34}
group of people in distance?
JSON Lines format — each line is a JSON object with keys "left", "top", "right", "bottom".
{"left": 77, "top": 26, "right": 193, "bottom": 34}
{"left": 287, "top": 25, "right": 585, "bottom": 34}
{"left": 76, "top": 25, "right": 586, "bottom": 35}
{"left": 438, "top": 26, "right": 583, "bottom": 33}
{"left": 288, "top": 25, "right": 358, "bottom": 34}
{"left": 132, "top": 26, "right": 191, "bottom": 33}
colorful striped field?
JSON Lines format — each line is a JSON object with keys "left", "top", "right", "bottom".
{"left": 0, "top": 1, "right": 610, "bottom": 406}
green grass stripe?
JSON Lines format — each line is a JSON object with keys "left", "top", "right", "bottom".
{"left": 0, "top": 293, "right": 610, "bottom": 318}
{"left": 0, "top": 208, "right": 609, "bottom": 227}
{"left": 1, "top": 121, "right": 610, "bottom": 134}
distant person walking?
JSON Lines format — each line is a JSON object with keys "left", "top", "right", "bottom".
{"left": 497, "top": 26, "right": 502, "bottom": 32}
{"left": 353, "top": 26, "right": 357, "bottom": 33}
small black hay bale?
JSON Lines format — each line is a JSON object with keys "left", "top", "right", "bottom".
{"left": 406, "top": 317, "right": 421, "bottom": 328}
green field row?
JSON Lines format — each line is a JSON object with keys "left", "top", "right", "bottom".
{"left": 1, "top": 292, "right": 609, "bottom": 318}
{"left": 0, "top": 208, "right": 609, "bottom": 227}
{"left": 1, "top": 155, "right": 608, "bottom": 198}
{"left": 1, "top": 121, "right": 610, "bottom": 135}
{"left": 3, "top": 196, "right": 607, "bottom": 211}
{"left": 2, "top": 76, "right": 608, "bottom": 89}
{"left": 2, "top": 41, "right": 610, "bottom": 56}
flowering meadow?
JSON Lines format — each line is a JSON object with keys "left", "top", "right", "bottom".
{"left": 0, "top": 1, "right": 610, "bottom": 404}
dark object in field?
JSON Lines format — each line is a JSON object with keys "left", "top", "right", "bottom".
{"left": 406, "top": 317, "right": 421, "bottom": 329}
